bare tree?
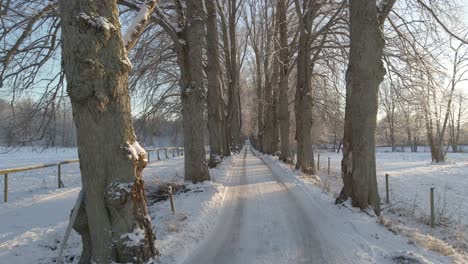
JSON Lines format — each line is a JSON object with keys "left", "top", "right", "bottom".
{"left": 181, "top": 0, "right": 211, "bottom": 181}
{"left": 419, "top": 36, "right": 468, "bottom": 162}
{"left": 121, "top": 0, "right": 211, "bottom": 182}
{"left": 205, "top": 0, "right": 227, "bottom": 167}
{"left": 293, "top": 0, "right": 344, "bottom": 174}
{"left": 337, "top": 0, "right": 395, "bottom": 214}
{"left": 277, "top": 0, "right": 292, "bottom": 162}
{"left": 59, "top": 0, "right": 158, "bottom": 262}
{"left": 449, "top": 94, "right": 465, "bottom": 152}
{"left": 380, "top": 82, "right": 398, "bottom": 151}
{"left": 245, "top": 0, "right": 266, "bottom": 151}
{"left": 261, "top": 0, "right": 279, "bottom": 154}
{"left": 217, "top": 0, "right": 244, "bottom": 149}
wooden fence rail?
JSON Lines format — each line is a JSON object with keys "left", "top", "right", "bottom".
{"left": 1, "top": 146, "right": 184, "bottom": 203}
{"left": 0, "top": 159, "right": 79, "bottom": 203}
{"left": 146, "top": 147, "right": 184, "bottom": 163}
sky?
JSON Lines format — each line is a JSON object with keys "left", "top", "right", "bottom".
{"left": 460, "top": 1, "right": 468, "bottom": 96}
{"left": 465, "top": 1, "right": 468, "bottom": 24}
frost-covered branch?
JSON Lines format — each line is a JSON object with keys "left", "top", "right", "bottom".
{"left": 123, "top": 0, "right": 158, "bottom": 51}
{"left": 415, "top": 0, "right": 468, "bottom": 45}
{"left": 119, "top": 0, "right": 183, "bottom": 53}
{"left": 377, "top": 0, "right": 397, "bottom": 25}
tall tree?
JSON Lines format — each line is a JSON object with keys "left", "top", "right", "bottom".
{"left": 294, "top": 0, "right": 317, "bottom": 174}
{"left": 337, "top": 0, "right": 395, "bottom": 214}
{"left": 205, "top": 0, "right": 226, "bottom": 167}
{"left": 229, "top": 0, "right": 243, "bottom": 148}
{"left": 59, "top": 0, "right": 157, "bottom": 262}
{"left": 277, "top": 0, "right": 291, "bottom": 163}
{"left": 426, "top": 37, "right": 468, "bottom": 161}
{"left": 245, "top": 0, "right": 265, "bottom": 152}
{"left": 262, "top": 2, "right": 279, "bottom": 154}
{"left": 218, "top": 0, "right": 243, "bottom": 149}
{"left": 180, "top": 0, "right": 211, "bottom": 181}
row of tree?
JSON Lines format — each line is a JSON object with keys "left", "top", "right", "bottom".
{"left": 1, "top": 0, "right": 467, "bottom": 262}
{"left": 247, "top": 0, "right": 467, "bottom": 215}
{"left": 0, "top": 98, "right": 185, "bottom": 148}
{"left": 1, "top": 0, "right": 247, "bottom": 262}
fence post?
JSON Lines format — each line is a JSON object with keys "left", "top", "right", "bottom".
{"left": 172, "top": 148, "right": 175, "bottom": 157}
{"left": 57, "top": 191, "right": 84, "bottom": 264}
{"left": 157, "top": 150, "right": 160, "bottom": 160}
{"left": 317, "top": 154, "right": 320, "bottom": 171}
{"left": 327, "top": 157, "right": 330, "bottom": 174}
{"left": 385, "top": 174, "right": 389, "bottom": 203}
{"left": 3, "top": 174, "right": 7, "bottom": 203}
{"left": 177, "top": 148, "right": 180, "bottom": 156}
{"left": 165, "top": 149, "right": 169, "bottom": 159}
{"left": 430, "top": 187, "right": 435, "bottom": 227}
{"left": 58, "top": 164, "right": 62, "bottom": 188}
{"left": 168, "top": 186, "right": 175, "bottom": 214}
{"left": 147, "top": 151, "right": 151, "bottom": 163}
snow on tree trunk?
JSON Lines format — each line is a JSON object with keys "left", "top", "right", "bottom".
{"left": 59, "top": 1, "right": 157, "bottom": 262}
{"left": 179, "top": 0, "right": 210, "bottom": 182}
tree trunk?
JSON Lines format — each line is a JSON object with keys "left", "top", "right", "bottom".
{"left": 261, "top": 9, "right": 272, "bottom": 154}
{"left": 179, "top": 0, "right": 211, "bottom": 182}
{"left": 389, "top": 115, "right": 396, "bottom": 152}
{"left": 227, "top": 0, "right": 242, "bottom": 148}
{"left": 221, "top": 106, "right": 231, "bottom": 156}
{"left": 263, "top": 57, "right": 279, "bottom": 154}
{"left": 255, "top": 46, "right": 264, "bottom": 152}
{"left": 337, "top": 0, "right": 386, "bottom": 215}
{"left": 277, "top": 0, "right": 290, "bottom": 163}
{"left": 337, "top": 69, "right": 353, "bottom": 204}
{"left": 294, "top": 2, "right": 316, "bottom": 175}
{"left": 261, "top": 6, "right": 280, "bottom": 155}
{"left": 205, "top": 0, "right": 224, "bottom": 167}
{"left": 59, "top": 1, "right": 157, "bottom": 262}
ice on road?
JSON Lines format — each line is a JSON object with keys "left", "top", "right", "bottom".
{"left": 184, "top": 147, "right": 352, "bottom": 264}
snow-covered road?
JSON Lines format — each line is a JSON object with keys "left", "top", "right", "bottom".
{"left": 0, "top": 146, "right": 459, "bottom": 263}
{"left": 184, "top": 147, "right": 354, "bottom": 264}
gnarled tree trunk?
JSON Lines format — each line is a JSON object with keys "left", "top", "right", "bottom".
{"left": 59, "top": 0, "right": 157, "bottom": 262}
{"left": 337, "top": 0, "right": 394, "bottom": 215}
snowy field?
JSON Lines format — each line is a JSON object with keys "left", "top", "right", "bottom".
{"left": 0, "top": 147, "right": 467, "bottom": 263}
{"left": 307, "top": 150, "right": 468, "bottom": 259}
{"left": 0, "top": 147, "right": 232, "bottom": 264}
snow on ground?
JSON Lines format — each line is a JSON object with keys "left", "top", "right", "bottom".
{"left": 255, "top": 148, "right": 455, "bottom": 264}
{"left": 0, "top": 147, "right": 79, "bottom": 204}
{"left": 0, "top": 147, "right": 233, "bottom": 264}
{"left": 151, "top": 156, "right": 233, "bottom": 264}
{"left": 1, "top": 146, "right": 466, "bottom": 263}
{"left": 283, "top": 150, "right": 468, "bottom": 262}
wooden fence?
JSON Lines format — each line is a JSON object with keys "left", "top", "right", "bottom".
{"left": 146, "top": 147, "right": 184, "bottom": 162}
{"left": 0, "top": 147, "right": 184, "bottom": 203}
